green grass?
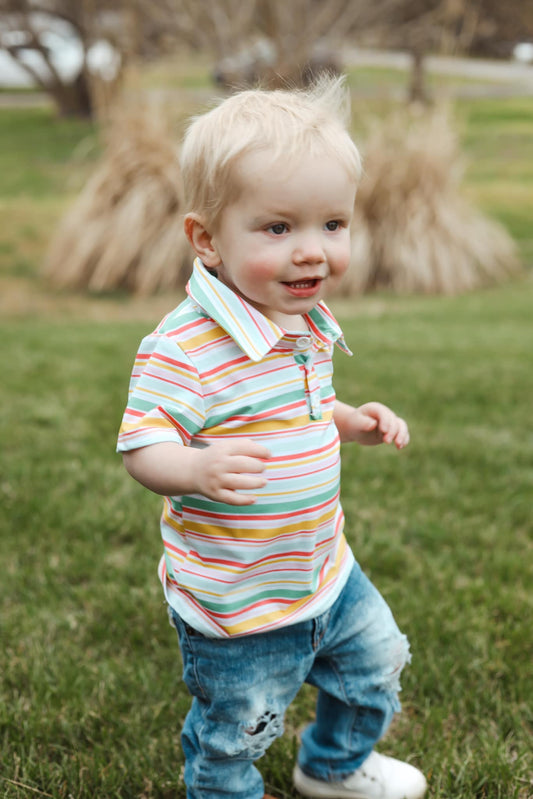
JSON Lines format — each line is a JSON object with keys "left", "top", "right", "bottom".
{"left": 0, "top": 64, "right": 532, "bottom": 798}
{"left": 346, "top": 63, "right": 503, "bottom": 96}
{"left": 0, "top": 108, "right": 98, "bottom": 282}
{"left": 457, "top": 98, "right": 533, "bottom": 261}
{"left": 0, "top": 108, "right": 97, "bottom": 198}
{"left": 1, "top": 281, "right": 532, "bottom": 798}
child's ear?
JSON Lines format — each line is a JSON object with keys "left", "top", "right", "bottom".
{"left": 184, "top": 213, "right": 221, "bottom": 268}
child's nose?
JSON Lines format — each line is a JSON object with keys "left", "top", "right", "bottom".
{"left": 292, "top": 233, "right": 326, "bottom": 265}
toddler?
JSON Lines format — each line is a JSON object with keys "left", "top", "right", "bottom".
{"left": 118, "top": 76, "right": 427, "bottom": 799}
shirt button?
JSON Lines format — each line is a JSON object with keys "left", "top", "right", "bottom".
{"left": 295, "top": 336, "right": 310, "bottom": 349}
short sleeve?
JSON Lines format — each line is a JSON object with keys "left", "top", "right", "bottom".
{"left": 117, "top": 331, "right": 205, "bottom": 452}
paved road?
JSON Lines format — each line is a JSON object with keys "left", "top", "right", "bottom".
{"left": 0, "top": 90, "right": 52, "bottom": 107}
{"left": 346, "top": 48, "right": 533, "bottom": 81}
{"left": 344, "top": 48, "right": 533, "bottom": 97}
{"left": 0, "top": 48, "right": 532, "bottom": 107}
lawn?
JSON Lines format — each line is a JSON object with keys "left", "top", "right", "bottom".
{"left": 1, "top": 283, "right": 531, "bottom": 798}
{"left": 0, "top": 62, "right": 532, "bottom": 799}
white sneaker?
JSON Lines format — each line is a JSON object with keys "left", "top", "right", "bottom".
{"left": 293, "top": 751, "right": 427, "bottom": 799}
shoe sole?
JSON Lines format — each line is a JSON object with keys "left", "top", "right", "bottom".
{"left": 293, "top": 765, "right": 427, "bottom": 799}
{"left": 293, "top": 767, "right": 367, "bottom": 799}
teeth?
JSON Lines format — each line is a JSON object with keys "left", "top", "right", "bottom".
{"left": 290, "top": 280, "right": 314, "bottom": 288}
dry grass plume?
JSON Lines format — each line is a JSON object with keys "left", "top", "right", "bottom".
{"left": 45, "top": 103, "right": 519, "bottom": 298}
{"left": 44, "top": 105, "right": 192, "bottom": 295}
{"left": 343, "top": 106, "right": 521, "bottom": 295}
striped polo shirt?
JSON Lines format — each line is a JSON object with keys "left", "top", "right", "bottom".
{"left": 118, "top": 259, "right": 355, "bottom": 637}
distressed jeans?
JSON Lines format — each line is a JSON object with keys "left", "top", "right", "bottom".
{"left": 169, "top": 562, "right": 410, "bottom": 799}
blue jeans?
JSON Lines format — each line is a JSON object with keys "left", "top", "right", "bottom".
{"left": 170, "top": 562, "right": 410, "bottom": 799}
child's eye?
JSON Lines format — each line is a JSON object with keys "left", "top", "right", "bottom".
{"left": 268, "top": 223, "right": 288, "bottom": 235}
{"left": 325, "top": 220, "right": 341, "bottom": 231}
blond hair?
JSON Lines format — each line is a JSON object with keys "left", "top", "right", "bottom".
{"left": 180, "top": 75, "right": 362, "bottom": 231}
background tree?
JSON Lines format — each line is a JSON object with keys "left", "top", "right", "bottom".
{"left": 468, "top": 0, "right": 533, "bottom": 58}
{"left": 372, "top": 0, "right": 487, "bottom": 104}
{"left": 136, "top": 0, "right": 401, "bottom": 89}
{"left": 3, "top": 0, "right": 531, "bottom": 116}
{"left": 0, "top": 0, "right": 128, "bottom": 117}
{"left": 238, "top": 0, "right": 389, "bottom": 87}
{"left": 375, "top": 0, "right": 533, "bottom": 103}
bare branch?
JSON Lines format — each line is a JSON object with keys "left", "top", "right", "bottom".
{"left": 3, "top": 43, "right": 47, "bottom": 88}
{"left": 22, "top": 3, "right": 84, "bottom": 36}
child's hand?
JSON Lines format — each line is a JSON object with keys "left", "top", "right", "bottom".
{"left": 194, "top": 439, "right": 271, "bottom": 505}
{"left": 351, "top": 402, "right": 410, "bottom": 449}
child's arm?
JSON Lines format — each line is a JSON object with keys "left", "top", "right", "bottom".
{"left": 123, "top": 439, "right": 271, "bottom": 506}
{"left": 333, "top": 400, "right": 409, "bottom": 449}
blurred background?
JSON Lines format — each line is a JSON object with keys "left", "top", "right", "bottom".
{"left": 1, "top": 0, "right": 532, "bottom": 302}
{"left": 1, "top": 3, "right": 532, "bottom": 799}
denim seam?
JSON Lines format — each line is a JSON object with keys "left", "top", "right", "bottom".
{"left": 187, "top": 640, "right": 209, "bottom": 701}
{"left": 174, "top": 616, "right": 209, "bottom": 702}
{"left": 328, "top": 658, "right": 350, "bottom": 706}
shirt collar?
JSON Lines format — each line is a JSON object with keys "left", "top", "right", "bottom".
{"left": 187, "top": 258, "right": 352, "bottom": 361}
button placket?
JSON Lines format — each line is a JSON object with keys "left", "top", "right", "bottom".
{"left": 294, "top": 344, "right": 322, "bottom": 421}
{"left": 306, "top": 363, "right": 322, "bottom": 420}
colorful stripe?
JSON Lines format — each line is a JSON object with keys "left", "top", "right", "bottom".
{"left": 118, "top": 259, "right": 354, "bottom": 637}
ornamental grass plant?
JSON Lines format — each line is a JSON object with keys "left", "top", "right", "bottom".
{"left": 44, "top": 97, "right": 521, "bottom": 299}
{"left": 344, "top": 106, "right": 521, "bottom": 295}
{"left": 44, "top": 106, "right": 192, "bottom": 295}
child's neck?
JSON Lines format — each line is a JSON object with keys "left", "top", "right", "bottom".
{"left": 269, "top": 311, "right": 309, "bottom": 332}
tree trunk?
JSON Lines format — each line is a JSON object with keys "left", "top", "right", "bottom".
{"left": 49, "top": 71, "right": 94, "bottom": 118}
{"left": 408, "top": 46, "right": 430, "bottom": 105}
{"left": 4, "top": 45, "right": 96, "bottom": 118}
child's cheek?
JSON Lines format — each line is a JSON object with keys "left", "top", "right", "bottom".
{"left": 248, "top": 259, "right": 280, "bottom": 282}
{"left": 335, "top": 243, "right": 352, "bottom": 276}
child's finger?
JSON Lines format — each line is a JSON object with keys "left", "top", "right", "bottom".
{"left": 231, "top": 455, "right": 269, "bottom": 474}
{"left": 232, "top": 439, "right": 272, "bottom": 460}
{"left": 378, "top": 414, "right": 395, "bottom": 440}
{"left": 216, "top": 489, "right": 259, "bottom": 506}
{"left": 359, "top": 414, "right": 379, "bottom": 431}
{"left": 393, "top": 419, "right": 410, "bottom": 449}
{"left": 225, "top": 473, "right": 268, "bottom": 490}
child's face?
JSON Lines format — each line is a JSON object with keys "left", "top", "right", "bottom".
{"left": 207, "top": 148, "right": 356, "bottom": 327}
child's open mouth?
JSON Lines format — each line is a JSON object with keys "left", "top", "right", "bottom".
{"left": 282, "top": 278, "right": 322, "bottom": 297}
